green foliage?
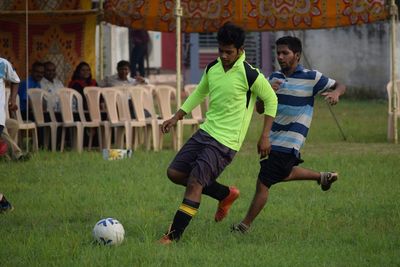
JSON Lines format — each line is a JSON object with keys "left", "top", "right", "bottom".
{"left": 1, "top": 99, "right": 399, "bottom": 266}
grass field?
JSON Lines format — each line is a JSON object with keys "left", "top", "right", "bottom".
{"left": 1, "top": 99, "right": 399, "bottom": 266}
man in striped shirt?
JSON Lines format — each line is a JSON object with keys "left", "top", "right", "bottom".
{"left": 233, "top": 36, "right": 346, "bottom": 233}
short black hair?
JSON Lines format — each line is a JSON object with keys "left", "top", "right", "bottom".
{"left": 217, "top": 22, "right": 245, "bottom": 49}
{"left": 117, "top": 60, "right": 130, "bottom": 69}
{"left": 43, "top": 61, "right": 55, "bottom": 68}
{"left": 31, "top": 61, "right": 44, "bottom": 70}
{"left": 276, "top": 36, "right": 302, "bottom": 54}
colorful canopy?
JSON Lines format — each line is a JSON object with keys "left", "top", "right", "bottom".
{"left": 104, "top": 0, "right": 389, "bottom": 32}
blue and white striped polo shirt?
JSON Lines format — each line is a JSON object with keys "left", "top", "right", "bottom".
{"left": 269, "top": 64, "right": 335, "bottom": 157}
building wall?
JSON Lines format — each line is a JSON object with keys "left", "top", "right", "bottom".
{"left": 96, "top": 24, "right": 130, "bottom": 79}
{"left": 161, "top": 33, "right": 176, "bottom": 70}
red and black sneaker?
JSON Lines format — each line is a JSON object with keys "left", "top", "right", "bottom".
{"left": 0, "top": 139, "right": 8, "bottom": 156}
{"left": 214, "top": 186, "right": 240, "bottom": 222}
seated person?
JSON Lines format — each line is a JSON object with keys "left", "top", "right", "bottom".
{"left": 18, "top": 61, "right": 44, "bottom": 119}
{"left": 68, "top": 61, "right": 97, "bottom": 111}
{"left": 99, "top": 60, "right": 150, "bottom": 119}
{"left": 40, "top": 61, "right": 64, "bottom": 112}
{"left": 98, "top": 60, "right": 148, "bottom": 87}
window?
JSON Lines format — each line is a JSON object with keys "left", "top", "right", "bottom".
{"left": 198, "top": 32, "right": 261, "bottom": 68}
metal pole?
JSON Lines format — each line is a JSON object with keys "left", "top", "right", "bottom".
{"left": 175, "top": 0, "right": 182, "bottom": 151}
{"left": 25, "top": 0, "right": 29, "bottom": 151}
{"left": 390, "top": 0, "right": 398, "bottom": 144}
{"left": 99, "top": 0, "right": 104, "bottom": 80}
{"left": 326, "top": 102, "right": 347, "bottom": 141}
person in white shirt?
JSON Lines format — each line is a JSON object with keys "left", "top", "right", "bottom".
{"left": 0, "top": 57, "right": 29, "bottom": 161}
{"left": 99, "top": 60, "right": 151, "bottom": 118}
{"left": 40, "top": 61, "right": 64, "bottom": 112}
{"left": 0, "top": 57, "right": 19, "bottom": 151}
{"left": 98, "top": 60, "right": 148, "bottom": 87}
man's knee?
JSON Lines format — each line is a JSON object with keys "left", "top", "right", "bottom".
{"left": 166, "top": 168, "right": 188, "bottom": 185}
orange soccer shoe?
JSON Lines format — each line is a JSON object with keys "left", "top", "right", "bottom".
{"left": 214, "top": 186, "right": 240, "bottom": 222}
{"left": 158, "top": 234, "right": 173, "bottom": 245}
{"left": 158, "top": 225, "right": 174, "bottom": 245}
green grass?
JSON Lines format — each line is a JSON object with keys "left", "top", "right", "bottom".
{"left": 1, "top": 99, "right": 399, "bottom": 266}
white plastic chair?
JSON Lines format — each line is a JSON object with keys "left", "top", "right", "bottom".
{"left": 127, "top": 86, "right": 159, "bottom": 151}
{"left": 100, "top": 88, "right": 130, "bottom": 149}
{"left": 28, "top": 89, "right": 62, "bottom": 152}
{"left": 57, "top": 88, "right": 102, "bottom": 153}
{"left": 7, "top": 92, "right": 39, "bottom": 152}
{"left": 154, "top": 85, "right": 177, "bottom": 150}
{"left": 84, "top": 86, "right": 108, "bottom": 149}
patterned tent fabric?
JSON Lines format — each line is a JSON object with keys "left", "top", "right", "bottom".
{"left": 0, "top": 0, "right": 96, "bottom": 83}
{"left": 104, "top": 0, "right": 389, "bottom": 32}
{"left": 0, "top": 0, "right": 90, "bottom": 11}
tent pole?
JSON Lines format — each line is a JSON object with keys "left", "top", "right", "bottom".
{"left": 99, "top": 0, "right": 104, "bottom": 80}
{"left": 25, "top": 0, "right": 30, "bottom": 151}
{"left": 390, "top": 0, "right": 398, "bottom": 144}
{"left": 175, "top": 0, "right": 183, "bottom": 151}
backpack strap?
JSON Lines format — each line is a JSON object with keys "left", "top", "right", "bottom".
{"left": 206, "top": 59, "right": 218, "bottom": 74}
{"left": 243, "top": 61, "right": 259, "bottom": 108}
{"left": 205, "top": 60, "right": 259, "bottom": 109}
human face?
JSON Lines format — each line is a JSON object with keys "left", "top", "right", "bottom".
{"left": 32, "top": 66, "right": 44, "bottom": 82}
{"left": 276, "top": 44, "right": 300, "bottom": 75}
{"left": 218, "top": 43, "right": 243, "bottom": 70}
{"left": 79, "top": 65, "right": 91, "bottom": 79}
{"left": 117, "top": 66, "right": 130, "bottom": 80}
{"left": 44, "top": 63, "right": 56, "bottom": 81}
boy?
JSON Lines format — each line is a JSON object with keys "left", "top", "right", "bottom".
{"left": 159, "top": 23, "right": 278, "bottom": 244}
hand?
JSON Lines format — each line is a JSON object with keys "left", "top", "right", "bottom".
{"left": 8, "top": 100, "right": 18, "bottom": 111}
{"left": 257, "top": 135, "right": 271, "bottom": 159}
{"left": 271, "top": 80, "right": 283, "bottom": 92}
{"left": 134, "top": 75, "right": 146, "bottom": 84}
{"left": 161, "top": 116, "right": 179, "bottom": 134}
{"left": 321, "top": 91, "right": 340, "bottom": 105}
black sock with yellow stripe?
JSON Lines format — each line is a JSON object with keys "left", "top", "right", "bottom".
{"left": 168, "top": 198, "right": 200, "bottom": 241}
{"left": 202, "top": 182, "right": 230, "bottom": 201}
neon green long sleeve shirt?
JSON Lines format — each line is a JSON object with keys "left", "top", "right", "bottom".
{"left": 181, "top": 52, "right": 277, "bottom": 151}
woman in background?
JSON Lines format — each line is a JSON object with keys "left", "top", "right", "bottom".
{"left": 68, "top": 61, "right": 97, "bottom": 110}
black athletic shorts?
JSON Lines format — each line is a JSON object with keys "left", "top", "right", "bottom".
{"left": 169, "top": 129, "right": 236, "bottom": 187}
{"left": 258, "top": 150, "right": 304, "bottom": 188}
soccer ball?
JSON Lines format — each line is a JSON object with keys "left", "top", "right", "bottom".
{"left": 92, "top": 218, "right": 125, "bottom": 246}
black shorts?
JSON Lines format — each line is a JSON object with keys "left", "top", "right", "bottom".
{"left": 258, "top": 151, "right": 303, "bottom": 188}
{"left": 169, "top": 129, "right": 236, "bottom": 186}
